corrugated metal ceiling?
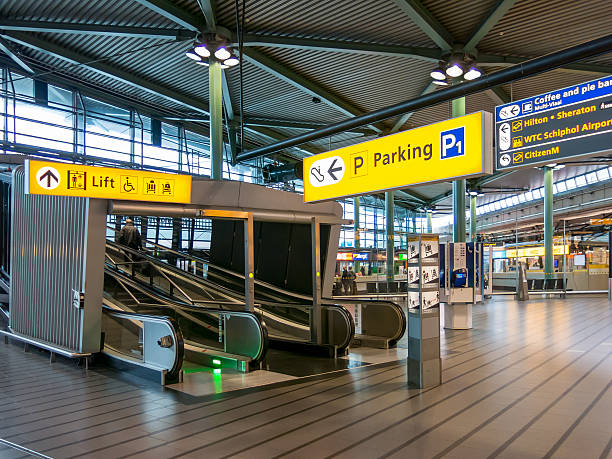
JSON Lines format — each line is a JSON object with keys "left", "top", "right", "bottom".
{"left": 0, "top": 0, "right": 609, "bottom": 207}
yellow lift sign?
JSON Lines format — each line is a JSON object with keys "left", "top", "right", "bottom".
{"left": 25, "top": 160, "right": 192, "bottom": 203}
{"left": 303, "top": 111, "right": 493, "bottom": 202}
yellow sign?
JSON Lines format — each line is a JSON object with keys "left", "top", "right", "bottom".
{"left": 25, "top": 160, "right": 192, "bottom": 203}
{"left": 303, "top": 112, "right": 493, "bottom": 202}
{"left": 590, "top": 218, "right": 612, "bottom": 225}
{"left": 506, "top": 245, "right": 569, "bottom": 258}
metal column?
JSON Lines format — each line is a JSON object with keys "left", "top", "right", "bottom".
{"left": 544, "top": 166, "right": 554, "bottom": 279}
{"left": 209, "top": 60, "right": 223, "bottom": 180}
{"left": 427, "top": 210, "right": 432, "bottom": 233}
{"left": 470, "top": 194, "right": 477, "bottom": 242}
{"left": 452, "top": 97, "right": 466, "bottom": 243}
{"left": 243, "top": 213, "right": 255, "bottom": 311}
{"left": 353, "top": 196, "right": 360, "bottom": 272}
{"left": 385, "top": 191, "right": 395, "bottom": 283}
{"left": 311, "top": 217, "right": 322, "bottom": 345}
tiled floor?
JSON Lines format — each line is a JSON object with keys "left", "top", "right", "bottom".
{"left": 1, "top": 295, "right": 612, "bottom": 458}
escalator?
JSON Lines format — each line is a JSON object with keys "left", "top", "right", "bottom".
{"left": 105, "top": 240, "right": 356, "bottom": 355}
{"left": 102, "top": 251, "right": 269, "bottom": 375}
{"left": 107, "top": 234, "right": 405, "bottom": 352}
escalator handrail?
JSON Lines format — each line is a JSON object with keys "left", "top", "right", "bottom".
{"left": 106, "top": 226, "right": 312, "bottom": 302}
{"left": 104, "top": 268, "right": 269, "bottom": 362}
{"left": 102, "top": 306, "right": 184, "bottom": 379}
{"left": 322, "top": 297, "right": 407, "bottom": 345}
{"left": 105, "top": 240, "right": 247, "bottom": 302}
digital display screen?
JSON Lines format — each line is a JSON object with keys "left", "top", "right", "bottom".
{"left": 574, "top": 254, "right": 586, "bottom": 266}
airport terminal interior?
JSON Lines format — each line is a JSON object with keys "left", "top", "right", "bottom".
{"left": 0, "top": 1, "right": 611, "bottom": 458}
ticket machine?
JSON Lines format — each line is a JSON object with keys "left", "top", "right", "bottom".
{"left": 440, "top": 242, "right": 482, "bottom": 329}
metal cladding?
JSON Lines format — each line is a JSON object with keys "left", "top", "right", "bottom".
{"left": 9, "top": 167, "right": 106, "bottom": 353}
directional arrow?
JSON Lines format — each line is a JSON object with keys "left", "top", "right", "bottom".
{"left": 327, "top": 158, "right": 343, "bottom": 181}
{"left": 510, "top": 106, "right": 519, "bottom": 116}
{"left": 40, "top": 169, "right": 59, "bottom": 188}
{"left": 500, "top": 124, "right": 509, "bottom": 134}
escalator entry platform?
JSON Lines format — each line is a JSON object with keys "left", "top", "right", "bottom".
{"left": 167, "top": 346, "right": 408, "bottom": 397}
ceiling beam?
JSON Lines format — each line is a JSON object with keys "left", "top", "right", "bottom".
{"left": 478, "top": 54, "right": 612, "bottom": 74}
{"left": 0, "top": 20, "right": 193, "bottom": 40}
{"left": 131, "top": 0, "right": 202, "bottom": 31}
{"left": 239, "top": 35, "right": 441, "bottom": 62}
{"left": 0, "top": 36, "right": 33, "bottom": 73}
{"left": 390, "top": 81, "right": 438, "bottom": 133}
{"left": 236, "top": 117, "right": 373, "bottom": 134}
{"left": 195, "top": 0, "right": 216, "bottom": 31}
{"left": 486, "top": 86, "right": 510, "bottom": 105}
{"left": 221, "top": 73, "right": 234, "bottom": 121}
{"left": 0, "top": 31, "right": 315, "bottom": 159}
{"left": 243, "top": 48, "right": 382, "bottom": 134}
{"left": 428, "top": 190, "right": 452, "bottom": 206}
{"left": 396, "top": 189, "right": 429, "bottom": 205}
{"left": 2, "top": 32, "right": 211, "bottom": 114}
{"left": 391, "top": 0, "right": 453, "bottom": 51}
{"left": 464, "top": 0, "right": 517, "bottom": 53}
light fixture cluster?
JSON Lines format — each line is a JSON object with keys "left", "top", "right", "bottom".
{"left": 185, "top": 37, "right": 239, "bottom": 69}
{"left": 430, "top": 56, "right": 482, "bottom": 86}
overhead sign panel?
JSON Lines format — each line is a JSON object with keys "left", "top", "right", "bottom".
{"left": 25, "top": 160, "right": 192, "bottom": 203}
{"left": 495, "top": 75, "right": 612, "bottom": 170}
{"left": 303, "top": 111, "right": 493, "bottom": 202}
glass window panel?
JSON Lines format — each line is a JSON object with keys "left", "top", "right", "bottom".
{"left": 565, "top": 178, "right": 576, "bottom": 190}
{"left": 575, "top": 175, "right": 587, "bottom": 187}
{"left": 556, "top": 181, "right": 567, "bottom": 193}
{"left": 512, "top": 196, "right": 520, "bottom": 205}
{"left": 518, "top": 194, "right": 526, "bottom": 203}
{"left": 586, "top": 172, "right": 598, "bottom": 183}
{"left": 597, "top": 168, "right": 609, "bottom": 181}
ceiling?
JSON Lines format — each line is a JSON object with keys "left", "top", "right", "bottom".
{"left": 0, "top": 0, "right": 610, "bottom": 211}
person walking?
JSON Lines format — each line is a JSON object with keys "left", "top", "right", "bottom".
{"left": 118, "top": 218, "right": 142, "bottom": 250}
{"left": 348, "top": 266, "right": 357, "bottom": 295}
{"left": 341, "top": 267, "right": 351, "bottom": 295}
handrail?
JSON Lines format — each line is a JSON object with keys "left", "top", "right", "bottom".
{"left": 102, "top": 306, "right": 184, "bottom": 379}
{"left": 106, "top": 226, "right": 312, "bottom": 302}
{"left": 104, "top": 267, "right": 269, "bottom": 362}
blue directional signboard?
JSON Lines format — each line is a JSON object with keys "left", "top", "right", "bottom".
{"left": 495, "top": 75, "right": 612, "bottom": 170}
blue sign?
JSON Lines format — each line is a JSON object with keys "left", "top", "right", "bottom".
{"left": 353, "top": 252, "right": 369, "bottom": 261}
{"left": 440, "top": 126, "right": 465, "bottom": 159}
{"left": 495, "top": 75, "right": 612, "bottom": 170}
{"left": 496, "top": 75, "right": 612, "bottom": 122}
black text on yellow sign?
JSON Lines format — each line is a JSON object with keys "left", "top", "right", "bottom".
{"left": 25, "top": 160, "right": 192, "bottom": 203}
{"left": 303, "top": 112, "right": 493, "bottom": 202}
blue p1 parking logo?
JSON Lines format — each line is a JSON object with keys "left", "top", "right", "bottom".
{"left": 440, "top": 126, "right": 465, "bottom": 159}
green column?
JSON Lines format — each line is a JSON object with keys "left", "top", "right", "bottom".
{"left": 452, "top": 97, "right": 466, "bottom": 242}
{"left": 544, "top": 166, "right": 554, "bottom": 279}
{"left": 209, "top": 60, "right": 223, "bottom": 180}
{"left": 427, "top": 210, "right": 433, "bottom": 233}
{"left": 385, "top": 191, "right": 395, "bottom": 283}
{"left": 353, "top": 196, "right": 360, "bottom": 272}
{"left": 470, "top": 194, "right": 477, "bottom": 242}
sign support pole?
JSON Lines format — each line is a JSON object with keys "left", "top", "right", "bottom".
{"left": 426, "top": 210, "right": 433, "bottom": 233}
{"left": 353, "top": 196, "right": 360, "bottom": 273}
{"left": 452, "top": 97, "right": 466, "bottom": 243}
{"left": 385, "top": 191, "right": 395, "bottom": 285}
{"left": 209, "top": 60, "right": 223, "bottom": 180}
{"left": 544, "top": 166, "right": 554, "bottom": 281}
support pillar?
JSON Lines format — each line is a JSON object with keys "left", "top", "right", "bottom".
{"left": 353, "top": 197, "right": 360, "bottom": 273}
{"left": 544, "top": 166, "right": 554, "bottom": 280}
{"left": 244, "top": 214, "right": 254, "bottom": 311}
{"left": 470, "top": 194, "right": 477, "bottom": 242}
{"left": 385, "top": 191, "right": 395, "bottom": 283}
{"left": 452, "top": 97, "right": 466, "bottom": 243}
{"left": 209, "top": 60, "right": 223, "bottom": 180}
{"left": 311, "top": 217, "right": 322, "bottom": 345}
{"left": 445, "top": 95, "right": 471, "bottom": 329}
{"left": 427, "top": 210, "right": 432, "bottom": 233}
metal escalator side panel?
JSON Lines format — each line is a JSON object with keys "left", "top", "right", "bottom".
{"left": 321, "top": 304, "right": 355, "bottom": 352}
